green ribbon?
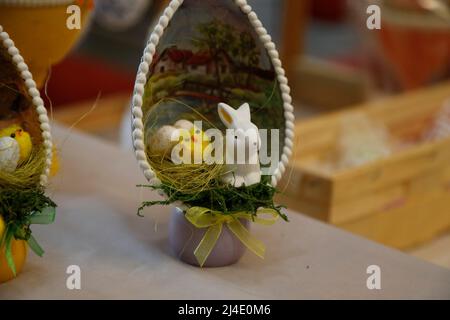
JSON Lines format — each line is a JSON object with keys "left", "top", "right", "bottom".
{"left": 185, "top": 207, "right": 279, "bottom": 267}
{"left": 1, "top": 206, "right": 56, "bottom": 276}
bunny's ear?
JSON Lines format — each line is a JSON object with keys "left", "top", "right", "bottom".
{"left": 218, "top": 103, "right": 237, "bottom": 128}
{"left": 237, "top": 103, "right": 251, "bottom": 122}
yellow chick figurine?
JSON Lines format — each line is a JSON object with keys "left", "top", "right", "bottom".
{"left": 151, "top": 120, "right": 210, "bottom": 164}
{"left": 174, "top": 120, "right": 210, "bottom": 163}
{"left": 0, "top": 125, "right": 32, "bottom": 172}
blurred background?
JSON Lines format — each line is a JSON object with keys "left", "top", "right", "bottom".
{"left": 44, "top": 0, "right": 450, "bottom": 133}
{"left": 2, "top": 0, "right": 449, "bottom": 268}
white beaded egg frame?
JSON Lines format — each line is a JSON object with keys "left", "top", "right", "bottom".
{"left": 132, "top": 0, "right": 295, "bottom": 188}
{"left": 0, "top": 24, "right": 53, "bottom": 187}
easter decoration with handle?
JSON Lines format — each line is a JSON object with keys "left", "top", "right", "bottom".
{"left": 0, "top": 25, "right": 56, "bottom": 283}
{"left": 132, "top": 0, "right": 295, "bottom": 268}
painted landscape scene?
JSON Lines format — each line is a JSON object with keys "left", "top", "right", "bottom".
{"left": 142, "top": 0, "right": 285, "bottom": 148}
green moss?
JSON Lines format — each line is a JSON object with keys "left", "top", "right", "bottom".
{"left": 138, "top": 176, "right": 288, "bottom": 221}
{"left": 0, "top": 188, "right": 56, "bottom": 240}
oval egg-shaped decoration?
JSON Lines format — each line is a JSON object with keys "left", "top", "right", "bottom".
{"left": 132, "top": 0, "right": 294, "bottom": 193}
{"left": 0, "top": 0, "right": 93, "bottom": 87}
{"left": 0, "top": 24, "right": 52, "bottom": 189}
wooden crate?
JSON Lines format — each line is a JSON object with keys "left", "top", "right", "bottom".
{"left": 278, "top": 82, "right": 450, "bottom": 249}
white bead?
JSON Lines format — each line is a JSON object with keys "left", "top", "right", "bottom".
{"left": 135, "top": 86, "right": 144, "bottom": 97}
{"left": 40, "top": 123, "right": 51, "bottom": 131}
{"left": 134, "top": 140, "right": 145, "bottom": 150}
{"left": 144, "top": 52, "right": 153, "bottom": 64}
{"left": 280, "top": 84, "right": 291, "bottom": 94}
{"left": 133, "top": 119, "right": 144, "bottom": 130}
{"left": 160, "top": 16, "right": 169, "bottom": 28}
{"left": 139, "top": 62, "right": 149, "bottom": 74}
{"left": 278, "top": 76, "right": 288, "bottom": 85}
{"left": 28, "top": 87, "right": 40, "bottom": 98}
{"left": 133, "top": 107, "right": 143, "bottom": 118}
{"left": 282, "top": 93, "right": 292, "bottom": 104}
{"left": 165, "top": 7, "right": 174, "bottom": 18}
{"left": 35, "top": 103, "right": 46, "bottom": 113}
{"left": 136, "top": 73, "right": 147, "bottom": 84}
{"left": 133, "top": 130, "right": 143, "bottom": 140}
{"left": 283, "top": 146, "right": 293, "bottom": 158}
{"left": 265, "top": 43, "right": 276, "bottom": 51}
{"left": 270, "top": 50, "right": 280, "bottom": 60}
{"left": 12, "top": 55, "right": 24, "bottom": 64}
{"left": 286, "top": 129, "right": 295, "bottom": 139}
{"left": 17, "top": 62, "right": 27, "bottom": 71}
{"left": 43, "top": 132, "right": 52, "bottom": 140}
{"left": 4, "top": 39, "right": 14, "bottom": 48}
{"left": 260, "top": 35, "right": 271, "bottom": 43}
{"left": 8, "top": 46, "right": 19, "bottom": 56}
{"left": 25, "top": 78, "right": 37, "bottom": 89}
{"left": 285, "top": 139, "right": 294, "bottom": 149}
{"left": 21, "top": 71, "right": 32, "bottom": 80}
{"left": 286, "top": 121, "right": 295, "bottom": 130}
{"left": 150, "top": 34, "right": 159, "bottom": 44}
{"left": 136, "top": 150, "right": 147, "bottom": 160}
{"left": 133, "top": 94, "right": 143, "bottom": 107}
{"left": 242, "top": 5, "right": 252, "bottom": 14}
{"left": 154, "top": 25, "right": 164, "bottom": 37}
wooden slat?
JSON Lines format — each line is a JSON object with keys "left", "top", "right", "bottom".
{"left": 282, "top": 82, "right": 450, "bottom": 249}
{"left": 292, "top": 57, "right": 369, "bottom": 110}
{"left": 332, "top": 138, "right": 450, "bottom": 202}
{"left": 294, "top": 82, "right": 450, "bottom": 160}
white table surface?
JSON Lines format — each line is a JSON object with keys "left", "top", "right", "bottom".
{"left": 1, "top": 124, "right": 449, "bottom": 299}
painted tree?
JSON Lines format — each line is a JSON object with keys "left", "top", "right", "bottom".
{"left": 192, "top": 19, "right": 237, "bottom": 91}
{"left": 192, "top": 19, "right": 261, "bottom": 89}
{"left": 238, "top": 31, "right": 260, "bottom": 86}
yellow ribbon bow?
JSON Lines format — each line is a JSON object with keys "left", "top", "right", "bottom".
{"left": 185, "top": 207, "right": 279, "bottom": 267}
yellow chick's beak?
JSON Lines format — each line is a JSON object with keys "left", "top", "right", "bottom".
{"left": 190, "top": 127, "right": 210, "bottom": 152}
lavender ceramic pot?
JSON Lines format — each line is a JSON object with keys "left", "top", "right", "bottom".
{"left": 169, "top": 207, "right": 249, "bottom": 268}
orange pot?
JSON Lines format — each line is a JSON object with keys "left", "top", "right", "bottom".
{"left": 0, "top": 216, "right": 28, "bottom": 283}
{"left": 0, "top": 239, "right": 28, "bottom": 283}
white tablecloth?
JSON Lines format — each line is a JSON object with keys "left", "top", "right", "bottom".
{"left": 1, "top": 124, "right": 449, "bottom": 299}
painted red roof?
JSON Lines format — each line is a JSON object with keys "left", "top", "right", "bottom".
{"left": 167, "top": 48, "right": 193, "bottom": 63}
{"left": 187, "top": 52, "right": 212, "bottom": 65}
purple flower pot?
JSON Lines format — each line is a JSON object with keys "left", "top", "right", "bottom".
{"left": 169, "top": 207, "right": 249, "bottom": 268}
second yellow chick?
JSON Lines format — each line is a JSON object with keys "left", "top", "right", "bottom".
{"left": 0, "top": 125, "right": 33, "bottom": 165}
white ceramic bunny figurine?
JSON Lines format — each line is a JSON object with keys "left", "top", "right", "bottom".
{"left": 218, "top": 102, "right": 261, "bottom": 187}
